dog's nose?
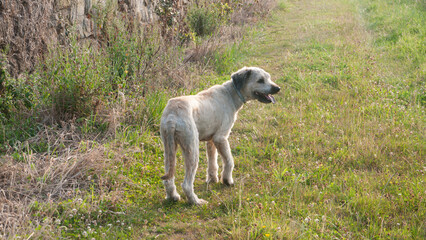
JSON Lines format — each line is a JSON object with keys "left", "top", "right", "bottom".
{"left": 272, "top": 85, "right": 280, "bottom": 94}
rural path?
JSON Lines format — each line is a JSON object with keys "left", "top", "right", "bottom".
{"left": 246, "top": 0, "right": 370, "bottom": 78}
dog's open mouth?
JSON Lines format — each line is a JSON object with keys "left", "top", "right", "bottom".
{"left": 254, "top": 91, "right": 276, "bottom": 104}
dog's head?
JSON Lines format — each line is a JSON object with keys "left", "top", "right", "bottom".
{"left": 231, "top": 67, "right": 280, "bottom": 104}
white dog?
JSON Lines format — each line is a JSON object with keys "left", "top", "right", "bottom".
{"left": 160, "top": 67, "right": 280, "bottom": 205}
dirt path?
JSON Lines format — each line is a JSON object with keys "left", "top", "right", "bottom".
{"left": 245, "top": 0, "right": 370, "bottom": 74}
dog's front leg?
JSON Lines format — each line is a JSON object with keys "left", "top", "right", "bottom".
{"left": 206, "top": 141, "right": 219, "bottom": 183}
{"left": 213, "top": 137, "right": 234, "bottom": 186}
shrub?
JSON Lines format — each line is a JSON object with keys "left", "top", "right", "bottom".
{"left": 0, "top": 53, "right": 35, "bottom": 121}
{"left": 38, "top": 39, "right": 109, "bottom": 122}
{"left": 187, "top": 6, "right": 219, "bottom": 37}
{"left": 0, "top": 54, "right": 10, "bottom": 118}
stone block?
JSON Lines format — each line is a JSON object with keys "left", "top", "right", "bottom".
{"left": 56, "top": 0, "right": 72, "bottom": 9}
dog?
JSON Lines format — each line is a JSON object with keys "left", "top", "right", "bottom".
{"left": 160, "top": 67, "right": 280, "bottom": 205}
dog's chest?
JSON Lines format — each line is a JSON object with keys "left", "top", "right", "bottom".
{"left": 193, "top": 106, "right": 236, "bottom": 141}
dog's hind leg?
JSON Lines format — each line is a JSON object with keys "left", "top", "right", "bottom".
{"left": 179, "top": 126, "right": 208, "bottom": 205}
{"left": 161, "top": 123, "right": 181, "bottom": 202}
{"left": 206, "top": 140, "right": 219, "bottom": 183}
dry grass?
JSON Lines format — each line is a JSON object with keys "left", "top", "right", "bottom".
{"left": 0, "top": 91, "right": 132, "bottom": 237}
{"left": 183, "top": 25, "right": 243, "bottom": 64}
{"left": 0, "top": 122, "right": 113, "bottom": 237}
{"left": 231, "top": 0, "right": 276, "bottom": 25}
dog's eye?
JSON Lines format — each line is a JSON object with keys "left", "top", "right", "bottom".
{"left": 257, "top": 78, "right": 265, "bottom": 84}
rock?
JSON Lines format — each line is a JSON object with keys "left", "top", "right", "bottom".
{"left": 56, "top": 0, "right": 72, "bottom": 9}
{"left": 82, "top": 17, "right": 93, "bottom": 37}
{"left": 85, "top": 0, "right": 92, "bottom": 14}
{"left": 70, "top": 0, "right": 85, "bottom": 24}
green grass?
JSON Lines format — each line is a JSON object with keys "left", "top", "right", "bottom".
{"left": 94, "top": 0, "right": 425, "bottom": 238}
{"left": 2, "top": 0, "right": 425, "bottom": 239}
{"left": 232, "top": 0, "right": 425, "bottom": 238}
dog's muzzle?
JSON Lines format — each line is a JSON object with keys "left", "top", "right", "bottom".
{"left": 255, "top": 85, "right": 280, "bottom": 104}
{"left": 271, "top": 85, "right": 280, "bottom": 94}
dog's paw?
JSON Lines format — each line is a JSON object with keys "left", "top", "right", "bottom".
{"left": 206, "top": 175, "right": 219, "bottom": 184}
{"left": 193, "top": 198, "right": 208, "bottom": 206}
{"left": 221, "top": 177, "right": 234, "bottom": 186}
{"left": 166, "top": 194, "right": 181, "bottom": 202}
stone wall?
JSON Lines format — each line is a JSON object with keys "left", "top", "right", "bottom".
{"left": 55, "top": 0, "right": 159, "bottom": 38}
{"left": 0, "top": 0, "right": 174, "bottom": 77}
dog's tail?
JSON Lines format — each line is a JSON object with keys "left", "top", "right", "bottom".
{"left": 161, "top": 122, "right": 177, "bottom": 181}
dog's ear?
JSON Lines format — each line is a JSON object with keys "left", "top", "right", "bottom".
{"left": 232, "top": 67, "right": 252, "bottom": 90}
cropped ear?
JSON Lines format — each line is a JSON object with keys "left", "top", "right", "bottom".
{"left": 231, "top": 67, "right": 252, "bottom": 90}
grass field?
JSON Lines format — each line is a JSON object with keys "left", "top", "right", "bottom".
{"left": 1, "top": 0, "right": 425, "bottom": 239}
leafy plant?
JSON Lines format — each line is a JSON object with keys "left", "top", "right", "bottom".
{"left": 38, "top": 38, "right": 108, "bottom": 121}
{"left": 187, "top": 5, "right": 219, "bottom": 37}
{"left": 0, "top": 55, "right": 34, "bottom": 119}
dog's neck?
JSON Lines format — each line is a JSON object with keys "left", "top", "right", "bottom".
{"left": 224, "top": 81, "right": 245, "bottom": 110}
{"left": 232, "top": 80, "right": 246, "bottom": 104}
